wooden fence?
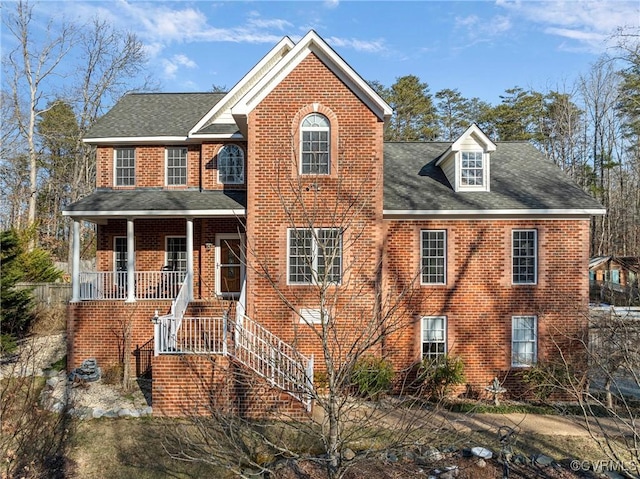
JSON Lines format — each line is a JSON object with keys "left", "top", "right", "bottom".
{"left": 15, "top": 282, "right": 72, "bottom": 305}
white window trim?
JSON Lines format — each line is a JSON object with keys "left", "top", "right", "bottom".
{"left": 511, "top": 315, "right": 538, "bottom": 367}
{"left": 215, "top": 233, "right": 245, "bottom": 298}
{"left": 457, "top": 150, "right": 489, "bottom": 192}
{"left": 286, "top": 227, "right": 342, "bottom": 285}
{"left": 420, "top": 229, "right": 447, "bottom": 285}
{"left": 114, "top": 147, "right": 135, "bottom": 187}
{"left": 512, "top": 229, "right": 538, "bottom": 285}
{"left": 217, "top": 144, "right": 245, "bottom": 185}
{"left": 421, "top": 315, "right": 447, "bottom": 360}
{"left": 300, "top": 113, "right": 330, "bottom": 175}
{"left": 165, "top": 146, "right": 188, "bottom": 186}
{"left": 165, "top": 236, "right": 187, "bottom": 272}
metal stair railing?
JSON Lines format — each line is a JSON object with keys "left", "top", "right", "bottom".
{"left": 232, "top": 314, "right": 314, "bottom": 411}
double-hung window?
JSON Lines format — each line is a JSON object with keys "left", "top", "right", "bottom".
{"left": 512, "top": 229, "right": 537, "bottom": 284}
{"left": 288, "top": 228, "right": 341, "bottom": 284}
{"left": 165, "top": 237, "right": 187, "bottom": 272}
{"left": 512, "top": 315, "right": 537, "bottom": 367}
{"left": 422, "top": 316, "right": 447, "bottom": 360}
{"left": 218, "top": 145, "right": 245, "bottom": 184}
{"left": 166, "top": 147, "right": 187, "bottom": 185}
{"left": 300, "top": 113, "right": 330, "bottom": 175}
{"left": 115, "top": 148, "right": 135, "bottom": 186}
{"left": 460, "top": 151, "right": 484, "bottom": 187}
{"left": 421, "top": 230, "right": 446, "bottom": 284}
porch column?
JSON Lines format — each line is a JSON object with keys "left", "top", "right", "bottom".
{"left": 186, "top": 217, "right": 194, "bottom": 301}
{"left": 71, "top": 219, "right": 80, "bottom": 302}
{"left": 126, "top": 218, "right": 136, "bottom": 302}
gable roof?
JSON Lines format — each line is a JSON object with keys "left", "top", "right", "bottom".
{"left": 384, "top": 141, "right": 605, "bottom": 217}
{"left": 231, "top": 30, "right": 392, "bottom": 136}
{"left": 84, "top": 93, "right": 225, "bottom": 142}
{"left": 190, "top": 36, "right": 295, "bottom": 138}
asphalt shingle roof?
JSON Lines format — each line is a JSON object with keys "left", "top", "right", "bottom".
{"left": 64, "top": 189, "right": 246, "bottom": 215}
{"left": 85, "top": 93, "right": 226, "bottom": 138}
{"left": 383, "top": 141, "right": 603, "bottom": 212}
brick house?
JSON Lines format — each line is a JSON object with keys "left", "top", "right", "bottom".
{"left": 63, "top": 31, "right": 605, "bottom": 416}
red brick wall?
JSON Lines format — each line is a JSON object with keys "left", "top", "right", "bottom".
{"left": 383, "top": 218, "right": 591, "bottom": 397}
{"left": 152, "top": 355, "right": 308, "bottom": 418}
{"left": 245, "top": 53, "right": 385, "bottom": 366}
{"left": 96, "top": 145, "right": 203, "bottom": 189}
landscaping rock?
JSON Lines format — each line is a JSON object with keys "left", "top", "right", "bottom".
{"left": 342, "top": 448, "right": 356, "bottom": 461}
{"left": 534, "top": 454, "right": 554, "bottom": 466}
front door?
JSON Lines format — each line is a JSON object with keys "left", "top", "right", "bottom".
{"left": 216, "top": 234, "right": 244, "bottom": 298}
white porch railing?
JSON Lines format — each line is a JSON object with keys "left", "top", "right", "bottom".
{"left": 78, "top": 270, "right": 185, "bottom": 300}
{"left": 153, "top": 277, "right": 313, "bottom": 410}
{"left": 155, "top": 316, "right": 227, "bottom": 355}
{"left": 233, "top": 314, "right": 314, "bottom": 410}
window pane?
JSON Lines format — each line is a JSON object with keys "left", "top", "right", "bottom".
{"left": 115, "top": 148, "right": 135, "bottom": 186}
{"left": 219, "top": 239, "right": 241, "bottom": 294}
{"left": 288, "top": 228, "right": 342, "bottom": 284}
{"left": 513, "top": 230, "right": 537, "bottom": 284}
{"left": 114, "top": 237, "right": 127, "bottom": 271}
{"left": 421, "top": 230, "right": 446, "bottom": 284}
{"left": 167, "top": 147, "right": 187, "bottom": 185}
{"left": 422, "top": 316, "right": 446, "bottom": 360}
{"left": 218, "top": 145, "right": 245, "bottom": 184}
{"left": 301, "top": 114, "right": 330, "bottom": 174}
{"left": 289, "top": 229, "right": 313, "bottom": 283}
{"left": 460, "top": 151, "right": 483, "bottom": 187}
{"left": 166, "top": 237, "right": 187, "bottom": 271}
{"left": 512, "top": 316, "right": 536, "bottom": 366}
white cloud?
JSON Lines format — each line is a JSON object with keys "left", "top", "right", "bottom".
{"left": 496, "top": 0, "right": 639, "bottom": 52}
{"left": 161, "top": 54, "right": 198, "bottom": 79}
{"left": 326, "top": 36, "right": 387, "bottom": 53}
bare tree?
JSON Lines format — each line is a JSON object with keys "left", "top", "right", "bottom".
{"left": 162, "top": 144, "right": 448, "bottom": 479}
{"left": 2, "top": 0, "right": 75, "bottom": 246}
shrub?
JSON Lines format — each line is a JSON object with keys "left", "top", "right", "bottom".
{"left": 351, "top": 356, "right": 394, "bottom": 399}
{"left": 417, "top": 355, "right": 465, "bottom": 400}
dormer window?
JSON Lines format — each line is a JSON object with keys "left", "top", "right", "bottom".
{"left": 435, "top": 124, "right": 495, "bottom": 193}
{"left": 460, "top": 151, "right": 484, "bottom": 188}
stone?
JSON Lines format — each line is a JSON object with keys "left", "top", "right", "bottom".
{"left": 440, "top": 465, "right": 459, "bottom": 479}
{"left": 46, "top": 377, "right": 59, "bottom": 388}
{"left": 423, "top": 447, "right": 443, "bottom": 462}
{"left": 471, "top": 447, "right": 493, "bottom": 459}
{"left": 476, "top": 458, "right": 486, "bottom": 468}
{"left": 342, "top": 448, "right": 356, "bottom": 461}
{"left": 117, "top": 408, "right": 132, "bottom": 417}
{"left": 92, "top": 408, "right": 105, "bottom": 419}
{"left": 386, "top": 452, "right": 398, "bottom": 463}
{"left": 51, "top": 402, "right": 65, "bottom": 413}
{"left": 142, "top": 406, "right": 153, "bottom": 416}
{"left": 534, "top": 454, "right": 553, "bottom": 466}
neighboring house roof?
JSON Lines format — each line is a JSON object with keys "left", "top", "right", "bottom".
{"left": 383, "top": 141, "right": 605, "bottom": 217}
{"left": 589, "top": 256, "right": 640, "bottom": 273}
{"left": 84, "top": 93, "right": 226, "bottom": 141}
{"left": 62, "top": 189, "right": 246, "bottom": 219}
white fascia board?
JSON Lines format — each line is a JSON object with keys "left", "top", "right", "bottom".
{"left": 62, "top": 209, "right": 246, "bottom": 218}
{"left": 383, "top": 208, "right": 607, "bottom": 219}
{"left": 83, "top": 136, "right": 190, "bottom": 145}
{"left": 189, "top": 36, "right": 295, "bottom": 137}
{"left": 189, "top": 132, "right": 245, "bottom": 140}
{"left": 232, "top": 30, "right": 392, "bottom": 122}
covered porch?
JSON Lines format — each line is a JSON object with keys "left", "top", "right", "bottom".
{"left": 63, "top": 189, "right": 247, "bottom": 303}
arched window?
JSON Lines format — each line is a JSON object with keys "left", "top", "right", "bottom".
{"left": 218, "top": 145, "right": 245, "bottom": 184}
{"left": 300, "top": 113, "right": 330, "bottom": 174}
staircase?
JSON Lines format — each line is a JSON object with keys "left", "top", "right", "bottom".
{"left": 153, "top": 279, "right": 314, "bottom": 411}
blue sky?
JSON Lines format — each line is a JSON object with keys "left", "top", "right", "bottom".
{"left": 15, "top": 0, "right": 640, "bottom": 104}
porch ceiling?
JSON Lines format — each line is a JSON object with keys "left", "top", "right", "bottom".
{"left": 63, "top": 189, "right": 246, "bottom": 222}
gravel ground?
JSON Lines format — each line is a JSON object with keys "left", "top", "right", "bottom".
{"left": 1, "top": 333, "right": 150, "bottom": 415}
